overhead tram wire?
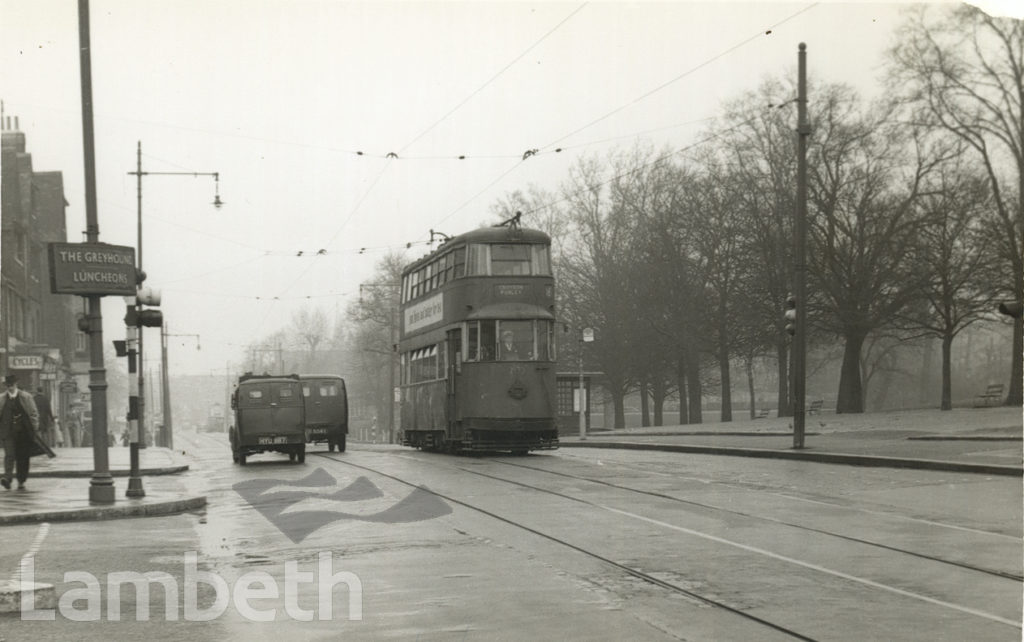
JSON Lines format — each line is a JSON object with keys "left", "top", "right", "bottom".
{"left": 247, "top": 1, "right": 590, "bottom": 330}
{"left": 247, "top": 154, "right": 398, "bottom": 338}
{"left": 541, "top": 2, "right": 820, "bottom": 152}
{"left": 397, "top": 2, "right": 589, "bottom": 156}
{"left": 518, "top": 102, "right": 794, "bottom": 223}
{"left": 223, "top": 3, "right": 815, "bottom": 335}
{"left": 428, "top": 3, "right": 819, "bottom": 232}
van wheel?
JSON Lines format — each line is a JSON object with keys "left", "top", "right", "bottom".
{"left": 297, "top": 446, "right": 306, "bottom": 464}
{"left": 239, "top": 453, "right": 247, "bottom": 465}
{"left": 289, "top": 452, "right": 296, "bottom": 462}
{"left": 338, "top": 435, "right": 346, "bottom": 453}
{"left": 328, "top": 440, "right": 335, "bottom": 453}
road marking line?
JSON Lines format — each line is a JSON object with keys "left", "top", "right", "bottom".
{"left": 601, "top": 505, "right": 1021, "bottom": 629}
{"left": 11, "top": 523, "right": 50, "bottom": 583}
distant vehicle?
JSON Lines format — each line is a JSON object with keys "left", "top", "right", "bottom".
{"left": 204, "top": 403, "right": 226, "bottom": 433}
{"left": 299, "top": 374, "right": 348, "bottom": 452}
{"left": 398, "top": 217, "right": 559, "bottom": 454}
{"left": 229, "top": 373, "right": 306, "bottom": 465}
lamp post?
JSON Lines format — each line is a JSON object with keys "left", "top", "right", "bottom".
{"left": 160, "top": 324, "right": 199, "bottom": 450}
{"left": 78, "top": 0, "right": 116, "bottom": 504}
{"left": 126, "top": 141, "right": 221, "bottom": 495}
{"left": 578, "top": 327, "right": 593, "bottom": 440}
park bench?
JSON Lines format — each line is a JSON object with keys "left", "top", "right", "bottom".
{"left": 807, "top": 399, "right": 824, "bottom": 415}
{"left": 974, "top": 383, "right": 1004, "bottom": 407}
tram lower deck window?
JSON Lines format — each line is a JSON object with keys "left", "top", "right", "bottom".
{"left": 464, "top": 320, "right": 555, "bottom": 362}
{"left": 406, "top": 345, "right": 443, "bottom": 384}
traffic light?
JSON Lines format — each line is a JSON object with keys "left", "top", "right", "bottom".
{"left": 124, "top": 286, "right": 163, "bottom": 327}
{"left": 784, "top": 294, "right": 797, "bottom": 336}
{"left": 998, "top": 301, "right": 1023, "bottom": 319}
{"left": 137, "top": 286, "right": 163, "bottom": 327}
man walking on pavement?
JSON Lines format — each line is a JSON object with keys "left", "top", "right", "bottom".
{"left": 0, "top": 374, "right": 41, "bottom": 490}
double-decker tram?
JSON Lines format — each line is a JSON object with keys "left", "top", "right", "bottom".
{"left": 398, "top": 218, "right": 558, "bottom": 454}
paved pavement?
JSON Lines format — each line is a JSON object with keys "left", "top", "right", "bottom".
{"left": 561, "top": 405, "right": 1023, "bottom": 476}
{"left": 0, "top": 444, "right": 205, "bottom": 526}
{"left": 0, "top": 406, "right": 1019, "bottom": 527}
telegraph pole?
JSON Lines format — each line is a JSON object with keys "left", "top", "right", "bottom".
{"left": 792, "top": 43, "right": 809, "bottom": 449}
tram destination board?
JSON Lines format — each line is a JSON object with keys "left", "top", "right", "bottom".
{"left": 48, "top": 242, "right": 137, "bottom": 297}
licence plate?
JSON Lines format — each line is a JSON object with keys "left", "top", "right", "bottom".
{"left": 309, "top": 428, "right": 327, "bottom": 435}
{"left": 257, "top": 436, "right": 288, "bottom": 445}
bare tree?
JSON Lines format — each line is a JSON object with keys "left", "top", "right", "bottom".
{"left": 291, "top": 305, "right": 329, "bottom": 371}
{"left": 345, "top": 253, "right": 404, "bottom": 441}
{"left": 906, "top": 155, "right": 1000, "bottom": 409}
{"left": 807, "top": 87, "right": 940, "bottom": 413}
{"left": 559, "top": 154, "right": 643, "bottom": 429}
{"left": 717, "top": 79, "right": 799, "bottom": 416}
{"left": 637, "top": 162, "right": 709, "bottom": 424}
{"left": 888, "top": 5, "right": 1024, "bottom": 405}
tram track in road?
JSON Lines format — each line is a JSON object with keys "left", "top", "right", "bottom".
{"left": 441, "top": 461, "right": 1022, "bottom": 630}
{"left": 489, "top": 458, "right": 1024, "bottom": 583}
{"left": 322, "top": 449, "right": 1022, "bottom": 635}
{"left": 313, "top": 451, "right": 817, "bottom": 641}
{"left": 558, "top": 450, "right": 1020, "bottom": 540}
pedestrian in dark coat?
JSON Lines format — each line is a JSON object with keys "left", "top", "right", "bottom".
{"left": 0, "top": 375, "right": 41, "bottom": 490}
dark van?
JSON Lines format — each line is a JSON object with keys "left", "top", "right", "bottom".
{"left": 230, "top": 373, "right": 306, "bottom": 464}
{"left": 299, "top": 374, "right": 348, "bottom": 452}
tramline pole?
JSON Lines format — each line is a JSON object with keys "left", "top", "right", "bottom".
{"left": 161, "top": 324, "right": 199, "bottom": 449}
{"left": 78, "top": 0, "right": 115, "bottom": 504}
{"left": 792, "top": 43, "right": 809, "bottom": 449}
{"left": 127, "top": 142, "right": 221, "bottom": 464}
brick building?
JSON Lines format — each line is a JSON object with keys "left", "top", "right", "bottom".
{"left": 1, "top": 113, "right": 87, "bottom": 441}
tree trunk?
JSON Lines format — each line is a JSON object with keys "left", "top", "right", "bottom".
{"left": 611, "top": 389, "right": 626, "bottom": 429}
{"left": 640, "top": 379, "right": 651, "bottom": 427}
{"left": 652, "top": 378, "right": 665, "bottom": 426}
{"left": 718, "top": 337, "right": 733, "bottom": 423}
{"left": 677, "top": 356, "right": 689, "bottom": 424}
{"left": 1008, "top": 315, "right": 1023, "bottom": 407}
{"left": 746, "top": 357, "right": 756, "bottom": 419}
{"left": 836, "top": 330, "right": 867, "bottom": 414}
{"left": 940, "top": 333, "right": 953, "bottom": 411}
{"left": 686, "top": 355, "right": 703, "bottom": 424}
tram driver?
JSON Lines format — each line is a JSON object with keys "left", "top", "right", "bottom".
{"left": 500, "top": 330, "right": 524, "bottom": 361}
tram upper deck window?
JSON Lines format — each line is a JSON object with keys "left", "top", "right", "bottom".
{"left": 465, "top": 243, "right": 552, "bottom": 276}
{"left": 491, "top": 244, "right": 531, "bottom": 275}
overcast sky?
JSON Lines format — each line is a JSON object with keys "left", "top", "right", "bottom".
{"left": 2, "top": 0, "right": 1019, "bottom": 375}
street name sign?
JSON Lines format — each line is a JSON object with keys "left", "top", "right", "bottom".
{"left": 48, "top": 242, "right": 137, "bottom": 296}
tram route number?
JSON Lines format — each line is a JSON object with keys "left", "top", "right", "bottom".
{"left": 257, "top": 436, "right": 289, "bottom": 445}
